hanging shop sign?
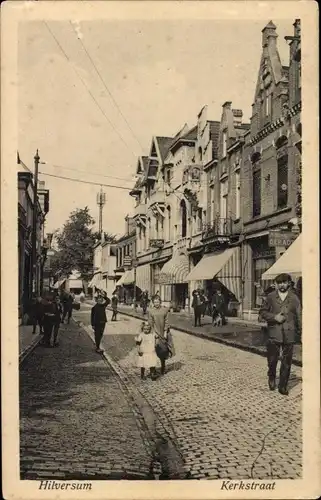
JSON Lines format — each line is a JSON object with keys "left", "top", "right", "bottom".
{"left": 268, "top": 231, "right": 296, "bottom": 248}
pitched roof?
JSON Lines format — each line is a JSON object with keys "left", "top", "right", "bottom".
{"left": 155, "top": 136, "right": 175, "bottom": 161}
{"left": 208, "top": 121, "right": 220, "bottom": 160}
{"left": 182, "top": 125, "right": 198, "bottom": 141}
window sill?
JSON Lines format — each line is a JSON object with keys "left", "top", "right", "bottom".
{"left": 245, "top": 206, "right": 292, "bottom": 225}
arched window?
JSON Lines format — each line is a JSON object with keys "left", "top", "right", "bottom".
{"left": 275, "top": 136, "right": 289, "bottom": 209}
{"left": 198, "top": 146, "right": 203, "bottom": 162}
{"left": 180, "top": 199, "right": 187, "bottom": 237}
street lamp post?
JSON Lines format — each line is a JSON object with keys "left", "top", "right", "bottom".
{"left": 31, "top": 150, "right": 40, "bottom": 296}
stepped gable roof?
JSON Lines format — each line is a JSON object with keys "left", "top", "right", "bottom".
{"left": 208, "top": 120, "right": 220, "bottom": 160}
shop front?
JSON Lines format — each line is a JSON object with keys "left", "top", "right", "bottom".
{"left": 156, "top": 251, "right": 190, "bottom": 310}
{"left": 186, "top": 246, "right": 242, "bottom": 315}
{"left": 248, "top": 236, "right": 276, "bottom": 309}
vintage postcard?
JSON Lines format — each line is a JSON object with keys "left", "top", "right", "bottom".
{"left": 1, "top": 1, "right": 320, "bottom": 499}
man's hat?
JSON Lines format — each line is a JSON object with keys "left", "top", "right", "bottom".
{"left": 275, "top": 273, "right": 292, "bottom": 283}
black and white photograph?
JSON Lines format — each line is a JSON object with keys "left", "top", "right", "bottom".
{"left": 1, "top": 1, "right": 319, "bottom": 499}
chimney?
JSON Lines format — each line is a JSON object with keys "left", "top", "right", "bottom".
{"left": 262, "top": 21, "right": 278, "bottom": 49}
{"left": 232, "top": 109, "right": 243, "bottom": 126}
{"left": 293, "top": 19, "right": 301, "bottom": 37}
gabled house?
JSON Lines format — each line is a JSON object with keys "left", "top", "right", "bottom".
{"left": 241, "top": 20, "right": 301, "bottom": 315}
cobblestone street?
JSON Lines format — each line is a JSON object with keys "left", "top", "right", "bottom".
{"left": 74, "top": 305, "right": 302, "bottom": 480}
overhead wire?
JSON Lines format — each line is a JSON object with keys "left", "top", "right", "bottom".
{"left": 38, "top": 171, "right": 133, "bottom": 191}
{"left": 43, "top": 21, "right": 138, "bottom": 160}
{"left": 69, "top": 20, "right": 144, "bottom": 153}
{"left": 43, "top": 161, "right": 135, "bottom": 183}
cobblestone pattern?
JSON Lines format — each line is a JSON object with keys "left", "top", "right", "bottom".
{"left": 75, "top": 306, "right": 302, "bottom": 480}
{"left": 19, "top": 321, "right": 154, "bottom": 480}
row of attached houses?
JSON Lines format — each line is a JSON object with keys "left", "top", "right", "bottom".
{"left": 115, "top": 20, "right": 302, "bottom": 318}
{"left": 18, "top": 173, "right": 50, "bottom": 316}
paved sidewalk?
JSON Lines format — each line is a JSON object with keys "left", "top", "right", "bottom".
{"left": 99, "top": 303, "right": 302, "bottom": 366}
{"left": 20, "top": 321, "right": 154, "bottom": 480}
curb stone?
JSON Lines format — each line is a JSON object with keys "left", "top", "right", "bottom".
{"left": 75, "top": 319, "right": 187, "bottom": 479}
{"left": 19, "top": 333, "right": 42, "bottom": 365}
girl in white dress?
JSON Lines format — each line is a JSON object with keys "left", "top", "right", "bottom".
{"left": 135, "top": 322, "right": 158, "bottom": 380}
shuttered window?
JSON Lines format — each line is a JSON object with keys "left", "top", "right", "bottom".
{"left": 252, "top": 169, "right": 261, "bottom": 217}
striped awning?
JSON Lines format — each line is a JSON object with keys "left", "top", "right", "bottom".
{"left": 116, "top": 269, "right": 134, "bottom": 286}
{"left": 261, "top": 235, "right": 301, "bottom": 280}
{"left": 186, "top": 247, "right": 241, "bottom": 300}
{"left": 136, "top": 264, "right": 150, "bottom": 293}
{"left": 157, "top": 253, "right": 189, "bottom": 284}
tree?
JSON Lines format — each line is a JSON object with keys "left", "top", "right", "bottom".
{"left": 92, "top": 231, "right": 117, "bottom": 243}
{"left": 51, "top": 207, "right": 96, "bottom": 282}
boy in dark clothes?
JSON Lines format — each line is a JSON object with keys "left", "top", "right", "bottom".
{"left": 31, "top": 295, "right": 44, "bottom": 334}
{"left": 91, "top": 295, "right": 108, "bottom": 353}
{"left": 52, "top": 295, "right": 63, "bottom": 347}
{"left": 42, "top": 295, "right": 56, "bottom": 347}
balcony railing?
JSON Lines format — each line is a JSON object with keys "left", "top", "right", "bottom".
{"left": 201, "top": 218, "right": 233, "bottom": 241}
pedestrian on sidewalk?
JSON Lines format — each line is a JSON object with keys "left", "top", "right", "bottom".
{"left": 62, "top": 292, "right": 74, "bottom": 324}
{"left": 259, "top": 273, "right": 302, "bottom": 396}
{"left": 148, "top": 294, "right": 175, "bottom": 376}
{"left": 111, "top": 292, "right": 118, "bottom": 321}
{"left": 31, "top": 295, "right": 44, "bottom": 335}
{"left": 42, "top": 294, "right": 56, "bottom": 347}
{"left": 135, "top": 321, "right": 158, "bottom": 380}
{"left": 191, "top": 290, "right": 203, "bottom": 327}
{"left": 140, "top": 290, "right": 149, "bottom": 315}
{"left": 211, "top": 288, "right": 227, "bottom": 326}
{"left": 91, "top": 295, "right": 107, "bottom": 353}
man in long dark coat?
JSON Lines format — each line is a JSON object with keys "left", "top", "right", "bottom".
{"left": 259, "top": 273, "right": 301, "bottom": 396}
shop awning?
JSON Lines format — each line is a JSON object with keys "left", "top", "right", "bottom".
{"left": 158, "top": 253, "right": 189, "bottom": 284}
{"left": 116, "top": 269, "right": 134, "bottom": 286}
{"left": 53, "top": 278, "right": 66, "bottom": 289}
{"left": 186, "top": 247, "right": 241, "bottom": 299}
{"left": 136, "top": 264, "right": 150, "bottom": 293}
{"left": 261, "top": 235, "right": 302, "bottom": 280}
{"left": 88, "top": 274, "right": 100, "bottom": 288}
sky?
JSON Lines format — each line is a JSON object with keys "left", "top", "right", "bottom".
{"left": 18, "top": 18, "right": 292, "bottom": 237}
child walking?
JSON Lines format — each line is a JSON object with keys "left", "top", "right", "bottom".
{"left": 135, "top": 322, "right": 158, "bottom": 380}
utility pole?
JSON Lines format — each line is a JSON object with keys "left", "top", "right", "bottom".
{"left": 96, "top": 187, "right": 106, "bottom": 238}
{"left": 31, "top": 149, "right": 40, "bottom": 296}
